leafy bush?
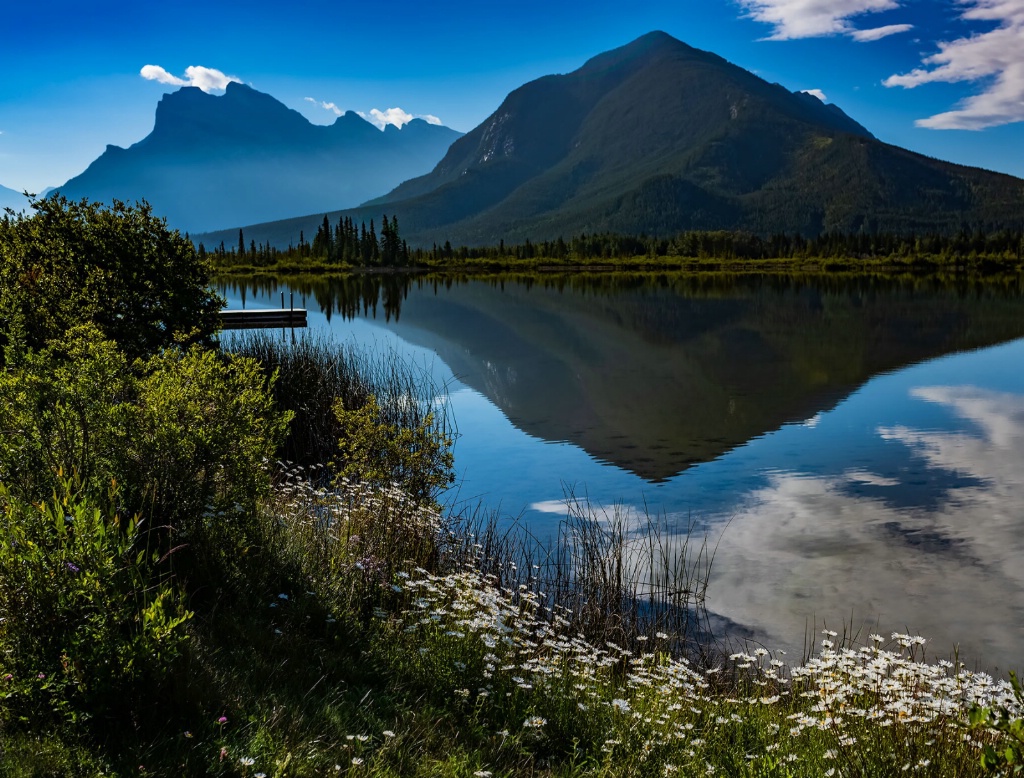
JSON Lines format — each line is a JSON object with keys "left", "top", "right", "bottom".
{"left": 334, "top": 393, "right": 454, "bottom": 503}
{"left": 0, "top": 325, "right": 290, "bottom": 575}
{"left": 0, "top": 196, "right": 222, "bottom": 365}
{"left": 0, "top": 482, "right": 191, "bottom": 723}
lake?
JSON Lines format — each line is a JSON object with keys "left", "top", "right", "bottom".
{"left": 220, "top": 271, "right": 1024, "bottom": 672}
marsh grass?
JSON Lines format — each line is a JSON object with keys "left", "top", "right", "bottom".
{"left": 224, "top": 331, "right": 454, "bottom": 469}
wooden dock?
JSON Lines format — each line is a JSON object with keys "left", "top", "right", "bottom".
{"left": 220, "top": 308, "right": 308, "bottom": 330}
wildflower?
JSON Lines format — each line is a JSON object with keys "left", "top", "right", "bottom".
{"left": 239, "top": 757, "right": 255, "bottom": 766}
{"left": 523, "top": 716, "right": 546, "bottom": 728}
{"left": 65, "top": 562, "right": 80, "bottom": 573}
{"left": 611, "top": 698, "right": 631, "bottom": 713}
{"left": 356, "top": 734, "right": 370, "bottom": 742}
{"left": 278, "top": 593, "right": 288, "bottom": 600}
{"left": 382, "top": 730, "right": 395, "bottom": 737}
{"left": 351, "top": 757, "right": 364, "bottom": 765}
{"left": 473, "top": 772, "right": 493, "bottom": 777}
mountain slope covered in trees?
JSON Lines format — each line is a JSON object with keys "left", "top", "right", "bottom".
{"left": 204, "top": 31, "right": 1022, "bottom": 249}
{"left": 56, "top": 82, "right": 463, "bottom": 233}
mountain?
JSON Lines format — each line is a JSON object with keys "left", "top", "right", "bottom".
{"left": 209, "top": 31, "right": 1023, "bottom": 249}
{"left": 0, "top": 184, "right": 32, "bottom": 213}
{"left": 56, "top": 82, "right": 463, "bottom": 233}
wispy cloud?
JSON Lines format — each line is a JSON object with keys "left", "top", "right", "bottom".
{"left": 851, "top": 22, "right": 914, "bottom": 41}
{"left": 801, "top": 88, "right": 828, "bottom": 101}
{"left": 356, "top": 107, "right": 444, "bottom": 130}
{"left": 884, "top": 0, "right": 1024, "bottom": 129}
{"left": 304, "top": 97, "right": 343, "bottom": 116}
{"left": 140, "top": 65, "right": 241, "bottom": 94}
{"left": 737, "top": 0, "right": 913, "bottom": 41}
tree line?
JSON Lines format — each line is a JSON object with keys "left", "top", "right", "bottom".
{"left": 203, "top": 214, "right": 409, "bottom": 267}
{"left": 203, "top": 221, "right": 1024, "bottom": 268}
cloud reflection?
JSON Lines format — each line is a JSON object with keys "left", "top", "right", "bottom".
{"left": 704, "top": 385, "right": 1024, "bottom": 671}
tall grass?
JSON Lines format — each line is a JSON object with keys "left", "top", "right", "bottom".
{"left": 223, "top": 331, "right": 454, "bottom": 468}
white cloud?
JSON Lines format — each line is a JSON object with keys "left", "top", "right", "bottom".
{"left": 140, "top": 64, "right": 241, "bottom": 94}
{"left": 737, "top": 0, "right": 913, "bottom": 40}
{"left": 356, "top": 107, "right": 445, "bottom": 130}
{"left": 305, "top": 97, "right": 343, "bottom": 116}
{"left": 801, "top": 88, "right": 828, "bottom": 101}
{"left": 884, "top": 0, "right": 1024, "bottom": 129}
{"left": 361, "top": 107, "right": 415, "bottom": 129}
{"left": 851, "top": 22, "right": 914, "bottom": 40}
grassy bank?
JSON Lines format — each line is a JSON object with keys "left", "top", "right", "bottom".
{"left": 213, "top": 251, "right": 1024, "bottom": 278}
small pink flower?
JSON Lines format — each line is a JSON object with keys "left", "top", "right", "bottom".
{"left": 37, "top": 673, "right": 46, "bottom": 679}
{"left": 217, "top": 716, "right": 228, "bottom": 724}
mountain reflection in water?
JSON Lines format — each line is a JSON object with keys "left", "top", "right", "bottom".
{"left": 220, "top": 271, "right": 1024, "bottom": 670}
{"left": 225, "top": 272, "right": 1024, "bottom": 481}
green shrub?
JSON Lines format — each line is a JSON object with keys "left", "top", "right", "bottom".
{"left": 0, "top": 482, "right": 191, "bottom": 724}
{"left": 0, "top": 325, "right": 291, "bottom": 581}
{"left": 0, "top": 196, "right": 222, "bottom": 365}
{"left": 334, "top": 393, "right": 454, "bottom": 503}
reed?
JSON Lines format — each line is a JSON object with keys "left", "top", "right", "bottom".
{"left": 223, "top": 330, "right": 454, "bottom": 469}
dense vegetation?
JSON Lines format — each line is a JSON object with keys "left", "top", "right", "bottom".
{"left": 206, "top": 214, "right": 1024, "bottom": 272}
{"left": 3, "top": 199, "right": 1024, "bottom": 776}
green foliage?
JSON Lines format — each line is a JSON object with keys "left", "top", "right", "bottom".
{"left": 971, "top": 671, "right": 1024, "bottom": 773}
{"left": 130, "top": 340, "right": 291, "bottom": 530}
{"left": 0, "top": 196, "right": 223, "bottom": 364}
{"left": 334, "top": 393, "right": 454, "bottom": 503}
{"left": 0, "top": 325, "right": 290, "bottom": 553}
{"left": 0, "top": 325, "right": 132, "bottom": 504}
{"left": 0, "top": 482, "right": 191, "bottom": 724}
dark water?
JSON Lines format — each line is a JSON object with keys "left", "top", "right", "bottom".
{"left": 221, "top": 272, "right": 1024, "bottom": 671}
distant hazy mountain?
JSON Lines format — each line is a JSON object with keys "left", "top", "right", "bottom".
{"left": 213, "top": 31, "right": 1022, "bottom": 249}
{"left": 56, "top": 82, "right": 463, "bottom": 233}
{"left": 0, "top": 184, "right": 32, "bottom": 213}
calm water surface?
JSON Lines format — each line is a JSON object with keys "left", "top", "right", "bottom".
{"left": 221, "top": 273, "right": 1024, "bottom": 671}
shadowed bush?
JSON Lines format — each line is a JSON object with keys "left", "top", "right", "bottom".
{"left": 224, "top": 331, "right": 455, "bottom": 486}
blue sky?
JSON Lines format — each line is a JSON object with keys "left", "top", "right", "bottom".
{"left": 2, "top": 0, "right": 1023, "bottom": 193}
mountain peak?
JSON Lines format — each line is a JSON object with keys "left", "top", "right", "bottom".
{"left": 57, "top": 83, "right": 463, "bottom": 232}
